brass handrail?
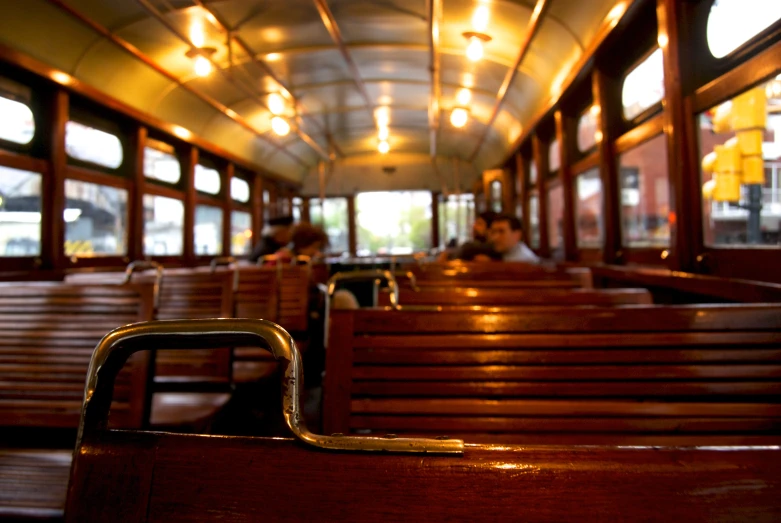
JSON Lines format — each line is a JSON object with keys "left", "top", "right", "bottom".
{"left": 77, "top": 318, "right": 463, "bottom": 454}
{"left": 122, "top": 260, "right": 163, "bottom": 309}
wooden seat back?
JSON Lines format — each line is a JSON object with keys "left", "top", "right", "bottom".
{"left": 378, "top": 286, "right": 653, "bottom": 307}
{"left": 324, "top": 305, "right": 781, "bottom": 445}
{"left": 409, "top": 262, "right": 592, "bottom": 288}
{"left": 0, "top": 283, "right": 154, "bottom": 429}
{"left": 277, "top": 264, "right": 312, "bottom": 333}
{"left": 65, "top": 318, "right": 781, "bottom": 522}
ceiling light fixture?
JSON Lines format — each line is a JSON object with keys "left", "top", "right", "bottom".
{"left": 457, "top": 88, "right": 472, "bottom": 106}
{"left": 472, "top": 5, "right": 490, "bottom": 32}
{"left": 463, "top": 32, "right": 491, "bottom": 62}
{"left": 186, "top": 47, "right": 217, "bottom": 78}
{"left": 271, "top": 116, "right": 291, "bottom": 136}
{"left": 378, "top": 140, "right": 390, "bottom": 154}
{"left": 375, "top": 106, "right": 391, "bottom": 127}
{"left": 450, "top": 107, "right": 469, "bottom": 128}
{"left": 378, "top": 126, "right": 390, "bottom": 140}
{"left": 268, "top": 93, "right": 285, "bottom": 115}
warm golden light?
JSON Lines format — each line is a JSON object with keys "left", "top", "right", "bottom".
{"left": 194, "top": 55, "right": 212, "bottom": 77}
{"left": 450, "top": 107, "right": 469, "bottom": 128}
{"left": 265, "top": 52, "right": 282, "bottom": 62}
{"left": 173, "top": 125, "right": 192, "bottom": 139}
{"left": 472, "top": 5, "right": 490, "bottom": 32}
{"left": 457, "top": 88, "right": 472, "bottom": 105}
{"left": 375, "top": 106, "right": 390, "bottom": 127}
{"left": 606, "top": 2, "right": 627, "bottom": 26}
{"left": 590, "top": 104, "right": 601, "bottom": 116}
{"left": 50, "top": 71, "right": 73, "bottom": 85}
{"left": 190, "top": 19, "right": 205, "bottom": 48}
{"left": 462, "top": 73, "right": 475, "bottom": 89}
{"left": 657, "top": 32, "right": 669, "bottom": 49}
{"left": 268, "top": 93, "right": 285, "bottom": 115}
{"left": 271, "top": 116, "right": 291, "bottom": 136}
{"left": 378, "top": 140, "right": 390, "bottom": 154}
{"left": 378, "top": 126, "right": 389, "bottom": 140}
{"left": 466, "top": 36, "right": 483, "bottom": 61}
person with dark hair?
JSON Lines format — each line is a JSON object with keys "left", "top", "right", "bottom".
{"left": 249, "top": 215, "right": 294, "bottom": 262}
{"left": 290, "top": 223, "right": 329, "bottom": 259}
{"left": 441, "top": 210, "right": 499, "bottom": 261}
{"left": 459, "top": 242, "right": 502, "bottom": 262}
{"left": 489, "top": 213, "right": 540, "bottom": 263}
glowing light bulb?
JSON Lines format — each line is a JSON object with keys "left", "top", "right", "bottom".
{"left": 466, "top": 37, "right": 483, "bottom": 62}
{"left": 268, "top": 93, "right": 285, "bottom": 115}
{"left": 378, "top": 126, "right": 389, "bottom": 140}
{"left": 190, "top": 19, "right": 205, "bottom": 48}
{"left": 378, "top": 140, "right": 390, "bottom": 154}
{"left": 375, "top": 106, "right": 390, "bottom": 128}
{"left": 271, "top": 116, "right": 290, "bottom": 136}
{"left": 450, "top": 107, "right": 468, "bottom": 128}
{"left": 457, "top": 88, "right": 472, "bottom": 106}
{"left": 194, "top": 55, "right": 212, "bottom": 77}
{"left": 472, "top": 5, "right": 490, "bottom": 32}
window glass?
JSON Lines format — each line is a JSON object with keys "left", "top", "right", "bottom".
{"left": 263, "top": 190, "right": 270, "bottom": 221}
{"left": 231, "top": 177, "right": 250, "bottom": 202}
{"left": 356, "top": 191, "right": 431, "bottom": 255}
{"left": 0, "top": 166, "right": 41, "bottom": 256}
{"left": 143, "top": 195, "right": 183, "bottom": 256}
{"left": 548, "top": 139, "right": 560, "bottom": 173}
{"left": 194, "top": 205, "right": 223, "bottom": 255}
{"left": 622, "top": 48, "right": 665, "bottom": 121}
{"left": 529, "top": 192, "right": 540, "bottom": 249}
{"left": 439, "top": 193, "right": 475, "bottom": 248}
{"left": 64, "top": 179, "right": 127, "bottom": 256}
{"left": 575, "top": 168, "right": 603, "bottom": 248}
{"left": 529, "top": 161, "right": 538, "bottom": 186}
{"left": 0, "top": 95, "right": 34, "bottom": 145}
{"left": 65, "top": 121, "right": 123, "bottom": 169}
{"left": 707, "top": 0, "right": 781, "bottom": 59}
{"left": 144, "top": 139, "right": 180, "bottom": 184}
{"left": 578, "top": 106, "right": 600, "bottom": 153}
{"left": 195, "top": 164, "right": 221, "bottom": 195}
{"left": 231, "top": 210, "right": 252, "bottom": 256}
{"left": 310, "top": 197, "right": 349, "bottom": 254}
{"left": 547, "top": 184, "right": 564, "bottom": 252}
{"left": 699, "top": 76, "right": 781, "bottom": 246}
{"left": 620, "top": 134, "right": 671, "bottom": 247}
{"left": 292, "top": 197, "right": 303, "bottom": 222}
{"left": 490, "top": 180, "right": 502, "bottom": 212}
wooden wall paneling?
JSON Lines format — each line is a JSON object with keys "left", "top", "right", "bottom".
{"left": 532, "top": 134, "right": 550, "bottom": 257}
{"left": 515, "top": 152, "right": 527, "bottom": 235}
{"left": 301, "top": 197, "right": 311, "bottom": 223}
{"left": 268, "top": 184, "right": 278, "bottom": 219}
{"left": 183, "top": 146, "right": 198, "bottom": 264}
{"left": 42, "top": 89, "right": 68, "bottom": 271}
{"left": 657, "top": 0, "right": 697, "bottom": 273}
{"left": 129, "top": 126, "right": 147, "bottom": 261}
{"left": 592, "top": 70, "right": 621, "bottom": 264}
{"left": 222, "top": 163, "right": 234, "bottom": 258}
{"left": 347, "top": 195, "right": 357, "bottom": 257}
{"left": 555, "top": 110, "right": 577, "bottom": 261}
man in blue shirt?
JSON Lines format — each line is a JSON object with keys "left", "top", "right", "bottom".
{"left": 489, "top": 214, "right": 540, "bottom": 263}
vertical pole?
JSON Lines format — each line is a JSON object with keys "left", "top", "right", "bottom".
{"left": 252, "top": 174, "right": 264, "bottom": 240}
{"left": 183, "top": 146, "right": 198, "bottom": 265}
{"left": 431, "top": 191, "right": 440, "bottom": 249}
{"left": 42, "top": 89, "right": 68, "bottom": 271}
{"left": 555, "top": 111, "right": 577, "bottom": 261}
{"left": 128, "top": 126, "right": 147, "bottom": 261}
{"left": 532, "top": 134, "right": 550, "bottom": 258}
{"left": 347, "top": 195, "right": 357, "bottom": 256}
{"left": 223, "top": 163, "right": 234, "bottom": 257}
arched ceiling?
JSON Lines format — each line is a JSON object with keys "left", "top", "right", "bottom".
{"left": 0, "top": 0, "right": 621, "bottom": 190}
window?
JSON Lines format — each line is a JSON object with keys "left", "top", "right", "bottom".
{"left": 195, "top": 164, "right": 220, "bottom": 195}
{"left": 490, "top": 180, "right": 502, "bottom": 212}
{"left": 231, "top": 210, "right": 252, "bottom": 256}
{"left": 231, "top": 177, "right": 250, "bottom": 203}
{"left": 575, "top": 168, "right": 603, "bottom": 248}
{"left": 439, "top": 193, "right": 474, "bottom": 248}
{"left": 0, "top": 95, "right": 34, "bottom": 145}
{"left": 707, "top": 0, "right": 781, "bottom": 59}
{"left": 292, "top": 197, "right": 303, "bottom": 222}
{"left": 622, "top": 48, "right": 665, "bottom": 121}
{"left": 529, "top": 161, "right": 538, "bottom": 186}
{"left": 144, "top": 139, "right": 181, "bottom": 184}
{"left": 0, "top": 166, "right": 41, "bottom": 256}
{"left": 548, "top": 139, "right": 560, "bottom": 173}
{"left": 64, "top": 180, "right": 127, "bottom": 256}
{"left": 263, "top": 189, "right": 270, "bottom": 221}
{"left": 529, "top": 192, "right": 540, "bottom": 249}
{"left": 65, "top": 121, "right": 123, "bottom": 169}
{"left": 699, "top": 76, "right": 781, "bottom": 246}
{"left": 310, "top": 197, "right": 349, "bottom": 254}
{"left": 194, "top": 205, "right": 223, "bottom": 255}
{"left": 143, "top": 195, "right": 183, "bottom": 256}
{"left": 356, "top": 191, "right": 431, "bottom": 255}
{"left": 620, "top": 134, "right": 670, "bottom": 247}
{"left": 547, "top": 184, "right": 564, "bottom": 252}
{"left": 578, "top": 106, "right": 600, "bottom": 153}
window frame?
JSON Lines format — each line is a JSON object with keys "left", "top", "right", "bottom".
{"left": 621, "top": 46, "right": 666, "bottom": 127}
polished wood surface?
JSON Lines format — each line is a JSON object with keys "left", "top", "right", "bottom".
{"left": 380, "top": 287, "right": 652, "bottom": 307}
{"left": 66, "top": 432, "right": 781, "bottom": 522}
{"left": 325, "top": 305, "right": 781, "bottom": 444}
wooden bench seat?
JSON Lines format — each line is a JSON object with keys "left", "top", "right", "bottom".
{"left": 0, "top": 283, "right": 154, "bottom": 521}
{"left": 378, "top": 286, "right": 653, "bottom": 307}
{"left": 65, "top": 319, "right": 781, "bottom": 521}
{"left": 324, "top": 305, "right": 781, "bottom": 445}
{"left": 408, "top": 262, "right": 593, "bottom": 288}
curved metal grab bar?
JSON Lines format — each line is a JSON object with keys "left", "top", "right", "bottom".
{"left": 122, "top": 261, "right": 163, "bottom": 309}
{"left": 77, "top": 318, "right": 463, "bottom": 455}
{"left": 210, "top": 256, "right": 236, "bottom": 272}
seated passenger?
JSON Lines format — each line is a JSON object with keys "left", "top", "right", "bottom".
{"left": 459, "top": 243, "right": 501, "bottom": 262}
{"left": 489, "top": 213, "right": 540, "bottom": 263}
{"left": 249, "top": 216, "right": 294, "bottom": 263}
{"left": 263, "top": 222, "right": 328, "bottom": 264}
{"left": 439, "top": 211, "right": 498, "bottom": 261}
